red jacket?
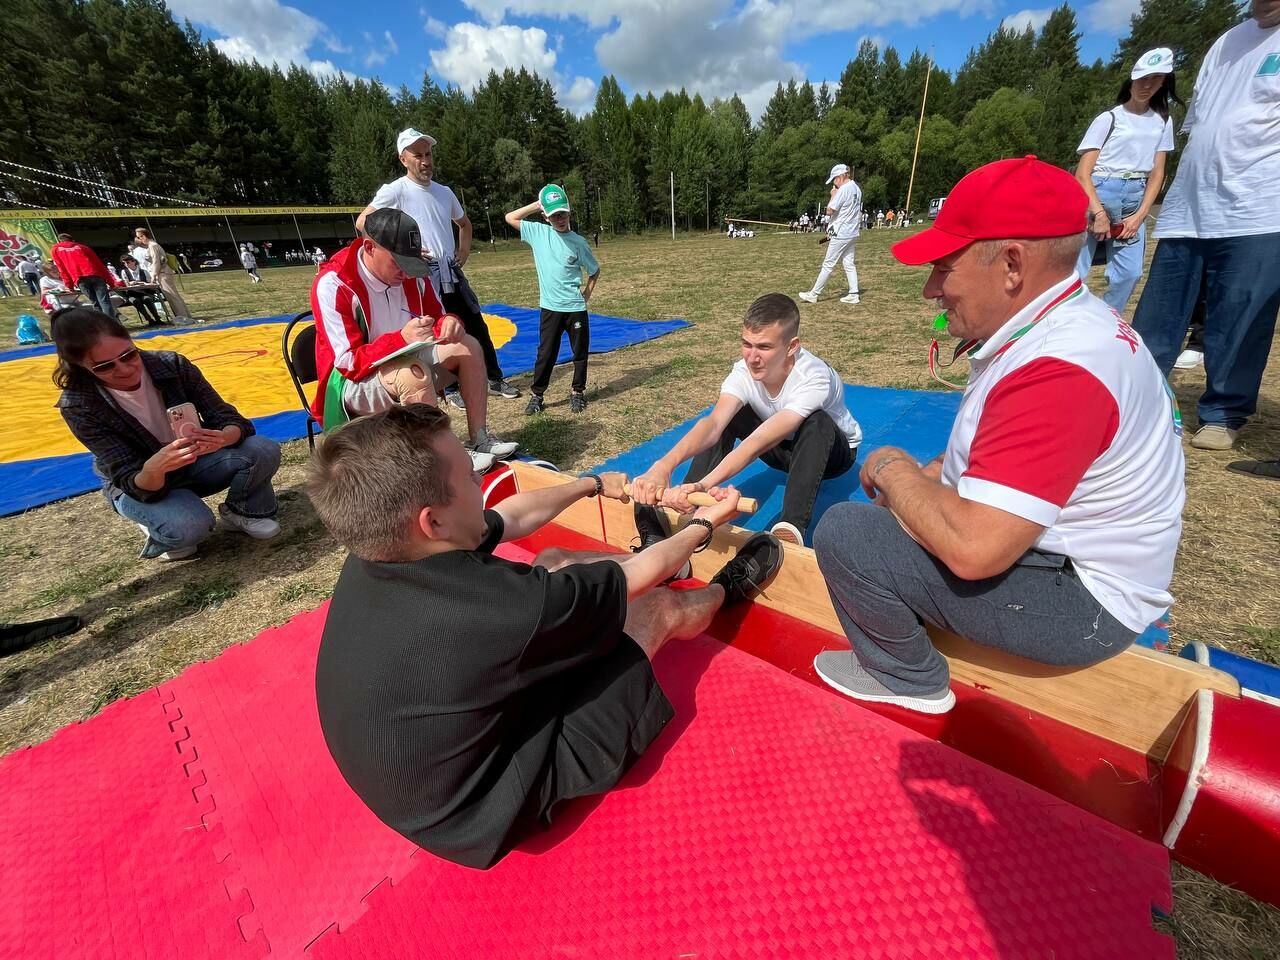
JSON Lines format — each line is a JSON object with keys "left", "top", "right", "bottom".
{"left": 309, "top": 239, "right": 444, "bottom": 422}
{"left": 50, "top": 240, "right": 118, "bottom": 289}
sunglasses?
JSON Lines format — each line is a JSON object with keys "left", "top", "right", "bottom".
{"left": 89, "top": 346, "right": 140, "bottom": 373}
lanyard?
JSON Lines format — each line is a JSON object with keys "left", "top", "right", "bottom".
{"left": 927, "top": 277, "right": 1085, "bottom": 389}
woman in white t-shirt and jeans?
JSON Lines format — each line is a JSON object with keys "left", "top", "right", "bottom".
{"left": 1075, "top": 48, "right": 1183, "bottom": 311}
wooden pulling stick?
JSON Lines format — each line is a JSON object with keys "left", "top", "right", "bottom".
{"left": 622, "top": 483, "right": 758, "bottom": 514}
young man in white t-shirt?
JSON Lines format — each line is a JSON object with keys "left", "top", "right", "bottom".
{"left": 1132, "top": 0, "right": 1280, "bottom": 452}
{"left": 629, "top": 293, "right": 861, "bottom": 547}
{"left": 813, "top": 158, "right": 1184, "bottom": 715}
{"left": 799, "top": 164, "right": 862, "bottom": 305}
{"left": 357, "top": 129, "right": 519, "bottom": 402}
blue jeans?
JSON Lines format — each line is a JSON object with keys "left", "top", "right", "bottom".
{"left": 78, "top": 276, "right": 117, "bottom": 318}
{"left": 1075, "top": 176, "right": 1147, "bottom": 312}
{"left": 813, "top": 503, "right": 1136, "bottom": 696}
{"left": 1132, "top": 233, "right": 1280, "bottom": 430}
{"left": 111, "top": 436, "right": 281, "bottom": 558}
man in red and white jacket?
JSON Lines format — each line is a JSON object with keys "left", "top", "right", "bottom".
{"left": 812, "top": 157, "right": 1185, "bottom": 715}
{"left": 310, "top": 207, "right": 517, "bottom": 470}
{"left": 51, "top": 232, "right": 121, "bottom": 318}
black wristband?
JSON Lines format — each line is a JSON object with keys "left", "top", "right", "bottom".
{"left": 686, "top": 517, "right": 714, "bottom": 553}
{"left": 580, "top": 474, "right": 603, "bottom": 498}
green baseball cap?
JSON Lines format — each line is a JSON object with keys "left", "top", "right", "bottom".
{"left": 539, "top": 184, "right": 571, "bottom": 216}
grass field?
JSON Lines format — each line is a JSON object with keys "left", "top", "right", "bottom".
{"left": 2, "top": 228, "right": 1278, "bottom": 957}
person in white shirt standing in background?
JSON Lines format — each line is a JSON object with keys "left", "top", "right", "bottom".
{"left": 358, "top": 129, "right": 520, "bottom": 406}
{"left": 1132, "top": 0, "right": 1280, "bottom": 453}
{"left": 134, "top": 228, "right": 193, "bottom": 322}
{"left": 1075, "top": 48, "right": 1181, "bottom": 312}
{"left": 799, "top": 164, "right": 862, "bottom": 306}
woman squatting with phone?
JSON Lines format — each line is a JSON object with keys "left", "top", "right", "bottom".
{"left": 52, "top": 307, "right": 283, "bottom": 561}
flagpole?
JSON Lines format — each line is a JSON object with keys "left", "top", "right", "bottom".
{"left": 905, "top": 53, "right": 933, "bottom": 220}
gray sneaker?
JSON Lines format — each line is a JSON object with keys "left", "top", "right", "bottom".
{"left": 470, "top": 428, "right": 519, "bottom": 460}
{"left": 443, "top": 387, "right": 465, "bottom": 410}
{"left": 489, "top": 378, "right": 521, "bottom": 399}
{"left": 219, "top": 503, "right": 281, "bottom": 540}
{"left": 1190, "top": 424, "right": 1239, "bottom": 451}
{"left": 813, "top": 651, "right": 955, "bottom": 715}
{"left": 468, "top": 449, "right": 496, "bottom": 472}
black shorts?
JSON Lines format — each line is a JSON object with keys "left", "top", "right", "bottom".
{"left": 528, "top": 637, "right": 673, "bottom": 828}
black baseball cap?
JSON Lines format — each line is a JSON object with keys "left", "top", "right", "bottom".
{"left": 362, "top": 207, "right": 431, "bottom": 278}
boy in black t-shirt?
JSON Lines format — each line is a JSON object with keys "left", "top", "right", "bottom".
{"left": 307, "top": 404, "right": 782, "bottom": 868}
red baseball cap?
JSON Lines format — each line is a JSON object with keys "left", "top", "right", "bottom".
{"left": 892, "top": 156, "right": 1088, "bottom": 266}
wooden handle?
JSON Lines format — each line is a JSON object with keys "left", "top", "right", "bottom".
{"left": 622, "top": 484, "right": 758, "bottom": 514}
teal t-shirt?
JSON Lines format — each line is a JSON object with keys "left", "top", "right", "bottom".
{"left": 519, "top": 220, "right": 599, "bottom": 312}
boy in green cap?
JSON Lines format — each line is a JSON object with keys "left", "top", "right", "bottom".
{"left": 505, "top": 185, "right": 601, "bottom": 415}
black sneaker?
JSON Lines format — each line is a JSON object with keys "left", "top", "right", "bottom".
{"left": 525, "top": 394, "right": 544, "bottom": 416}
{"left": 489, "top": 378, "right": 521, "bottom": 399}
{"left": 710, "top": 532, "right": 783, "bottom": 606}
{"left": 569, "top": 391, "right": 587, "bottom": 414}
{"left": 1, "top": 615, "right": 83, "bottom": 657}
{"left": 632, "top": 504, "right": 691, "bottom": 581}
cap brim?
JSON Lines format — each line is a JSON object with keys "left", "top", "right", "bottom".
{"left": 891, "top": 226, "right": 973, "bottom": 266}
{"left": 1131, "top": 66, "right": 1172, "bottom": 79}
{"left": 544, "top": 206, "right": 570, "bottom": 216}
{"left": 390, "top": 252, "right": 432, "bottom": 278}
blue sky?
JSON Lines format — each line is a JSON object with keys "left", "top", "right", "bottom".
{"left": 166, "top": 0, "right": 1140, "bottom": 118}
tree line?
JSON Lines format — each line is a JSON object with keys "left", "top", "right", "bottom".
{"left": 1, "top": 0, "right": 1243, "bottom": 237}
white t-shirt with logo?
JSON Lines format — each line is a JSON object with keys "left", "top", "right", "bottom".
{"left": 370, "top": 176, "right": 465, "bottom": 261}
{"left": 1077, "top": 106, "right": 1175, "bottom": 176}
{"left": 941, "top": 275, "right": 1185, "bottom": 633}
{"left": 827, "top": 181, "right": 862, "bottom": 239}
{"left": 720, "top": 348, "right": 862, "bottom": 449}
{"left": 108, "top": 365, "right": 172, "bottom": 444}
{"left": 1156, "top": 20, "right": 1280, "bottom": 239}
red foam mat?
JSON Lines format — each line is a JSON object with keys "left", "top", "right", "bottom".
{"left": 0, "top": 692, "right": 260, "bottom": 960}
{"left": 1, "top": 539, "right": 1173, "bottom": 959}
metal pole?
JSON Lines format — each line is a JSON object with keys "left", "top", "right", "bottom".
{"left": 223, "top": 215, "right": 240, "bottom": 262}
{"left": 670, "top": 171, "right": 675, "bottom": 241}
{"left": 905, "top": 55, "right": 933, "bottom": 221}
{"left": 292, "top": 213, "right": 307, "bottom": 257}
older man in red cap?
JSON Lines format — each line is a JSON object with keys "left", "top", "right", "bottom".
{"left": 811, "top": 156, "right": 1186, "bottom": 715}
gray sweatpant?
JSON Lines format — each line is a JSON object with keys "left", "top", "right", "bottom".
{"left": 813, "top": 502, "right": 1137, "bottom": 695}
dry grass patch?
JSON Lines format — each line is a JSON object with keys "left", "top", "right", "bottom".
{"left": 1, "top": 228, "right": 1277, "bottom": 957}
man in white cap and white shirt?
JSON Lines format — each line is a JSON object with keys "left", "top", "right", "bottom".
{"left": 358, "top": 129, "right": 520, "bottom": 403}
{"left": 799, "top": 164, "right": 862, "bottom": 306}
{"left": 1131, "top": 0, "right": 1280, "bottom": 453}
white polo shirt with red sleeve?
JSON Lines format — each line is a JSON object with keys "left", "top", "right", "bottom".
{"left": 940, "top": 274, "right": 1186, "bottom": 633}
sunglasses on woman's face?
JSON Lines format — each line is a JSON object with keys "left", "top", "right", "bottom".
{"left": 89, "top": 347, "right": 141, "bottom": 373}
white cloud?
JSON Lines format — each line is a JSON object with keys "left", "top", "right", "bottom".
{"left": 385, "top": 30, "right": 400, "bottom": 55}
{"left": 428, "top": 22, "right": 597, "bottom": 115}
{"left": 423, "top": 15, "right": 449, "bottom": 38}
{"left": 169, "top": 0, "right": 353, "bottom": 79}
{"left": 1000, "top": 7, "right": 1052, "bottom": 31}
{"left": 361, "top": 29, "right": 399, "bottom": 68}
{"left": 1082, "top": 0, "right": 1142, "bottom": 32}
{"left": 452, "top": 0, "right": 991, "bottom": 118}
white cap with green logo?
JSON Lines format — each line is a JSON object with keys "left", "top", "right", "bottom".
{"left": 539, "top": 184, "right": 571, "bottom": 216}
{"left": 1131, "top": 48, "right": 1175, "bottom": 80}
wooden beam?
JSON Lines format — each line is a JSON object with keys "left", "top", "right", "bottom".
{"left": 507, "top": 462, "right": 1239, "bottom": 759}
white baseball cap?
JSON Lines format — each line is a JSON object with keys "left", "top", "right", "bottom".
{"left": 396, "top": 128, "right": 437, "bottom": 155}
{"left": 826, "top": 163, "right": 850, "bottom": 184}
{"left": 1131, "top": 48, "right": 1175, "bottom": 80}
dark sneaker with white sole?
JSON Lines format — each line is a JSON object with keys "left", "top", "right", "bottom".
{"left": 525, "top": 394, "right": 545, "bottom": 416}
{"left": 443, "top": 387, "right": 466, "bottom": 410}
{"left": 632, "top": 503, "right": 691, "bottom": 582}
{"left": 813, "top": 650, "right": 955, "bottom": 714}
{"left": 489, "top": 378, "right": 521, "bottom": 399}
{"left": 710, "top": 532, "right": 783, "bottom": 606}
{"left": 569, "top": 391, "right": 587, "bottom": 414}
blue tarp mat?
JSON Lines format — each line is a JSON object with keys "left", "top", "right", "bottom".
{"left": 0, "top": 306, "right": 687, "bottom": 516}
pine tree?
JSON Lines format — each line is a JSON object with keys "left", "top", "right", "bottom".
{"left": 836, "top": 39, "right": 879, "bottom": 113}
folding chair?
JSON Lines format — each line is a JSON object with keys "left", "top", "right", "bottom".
{"left": 281, "top": 311, "right": 322, "bottom": 451}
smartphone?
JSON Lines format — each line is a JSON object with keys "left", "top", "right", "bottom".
{"left": 167, "top": 402, "right": 201, "bottom": 440}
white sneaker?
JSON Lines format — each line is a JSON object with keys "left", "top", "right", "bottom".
{"left": 1174, "top": 349, "right": 1204, "bottom": 370}
{"left": 839, "top": 293, "right": 861, "bottom": 305}
{"left": 1189, "top": 425, "right": 1239, "bottom": 451}
{"left": 797, "top": 291, "right": 818, "bottom": 304}
{"left": 468, "top": 449, "right": 496, "bottom": 472}
{"left": 158, "top": 546, "right": 198, "bottom": 561}
{"left": 770, "top": 521, "right": 804, "bottom": 547}
{"left": 218, "top": 503, "right": 281, "bottom": 539}
{"left": 470, "top": 428, "right": 519, "bottom": 460}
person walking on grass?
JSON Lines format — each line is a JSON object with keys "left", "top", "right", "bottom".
{"left": 630, "top": 293, "right": 861, "bottom": 548}
{"left": 1074, "top": 48, "right": 1181, "bottom": 312}
{"left": 505, "top": 185, "right": 601, "bottom": 416}
{"left": 1131, "top": 0, "right": 1280, "bottom": 453}
{"left": 799, "top": 164, "right": 862, "bottom": 306}
{"left": 52, "top": 307, "right": 282, "bottom": 562}
{"left": 239, "top": 244, "right": 263, "bottom": 284}
{"left": 358, "top": 128, "right": 520, "bottom": 407}
{"left": 133, "top": 228, "right": 193, "bottom": 322}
